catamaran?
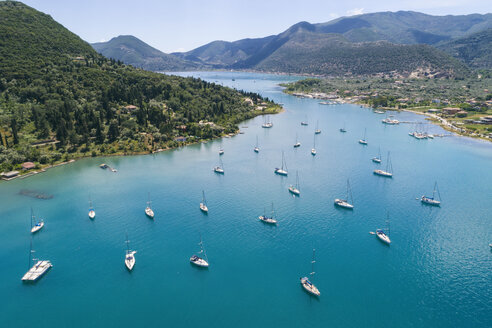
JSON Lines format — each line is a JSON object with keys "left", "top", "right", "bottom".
{"left": 372, "top": 147, "right": 382, "bottom": 163}
{"left": 274, "top": 151, "right": 288, "bottom": 176}
{"left": 259, "top": 203, "right": 278, "bottom": 224}
{"left": 311, "top": 135, "right": 317, "bottom": 156}
{"left": 288, "top": 171, "right": 301, "bottom": 196}
{"left": 421, "top": 181, "right": 441, "bottom": 206}
{"left": 145, "top": 193, "right": 155, "bottom": 218}
{"left": 359, "top": 128, "right": 368, "bottom": 145}
{"left": 30, "top": 208, "right": 44, "bottom": 234}
{"left": 376, "top": 216, "right": 391, "bottom": 245}
{"left": 125, "top": 233, "right": 136, "bottom": 271}
{"left": 88, "top": 195, "right": 95, "bottom": 219}
{"left": 293, "top": 133, "right": 301, "bottom": 148}
{"left": 200, "top": 190, "right": 209, "bottom": 212}
{"left": 374, "top": 151, "right": 393, "bottom": 177}
{"left": 190, "top": 236, "right": 209, "bottom": 268}
{"left": 213, "top": 156, "right": 225, "bottom": 174}
{"left": 334, "top": 179, "right": 354, "bottom": 209}
{"left": 315, "top": 121, "right": 321, "bottom": 134}
{"left": 22, "top": 239, "right": 52, "bottom": 282}
{"left": 300, "top": 248, "right": 320, "bottom": 297}
{"left": 254, "top": 135, "right": 260, "bottom": 153}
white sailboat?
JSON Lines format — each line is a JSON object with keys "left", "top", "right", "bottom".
{"left": 219, "top": 148, "right": 224, "bottom": 155}
{"left": 261, "top": 116, "right": 273, "bottom": 128}
{"left": 259, "top": 203, "right": 278, "bottom": 224}
{"left": 334, "top": 179, "right": 354, "bottom": 209}
{"left": 88, "top": 195, "right": 95, "bottom": 219}
{"left": 421, "top": 181, "right": 441, "bottom": 206}
{"left": 293, "top": 133, "right": 301, "bottom": 148}
{"left": 213, "top": 155, "right": 225, "bottom": 174}
{"left": 254, "top": 135, "right": 260, "bottom": 153}
{"left": 125, "top": 233, "right": 136, "bottom": 271}
{"left": 372, "top": 147, "right": 382, "bottom": 163}
{"left": 315, "top": 121, "right": 321, "bottom": 134}
{"left": 30, "top": 208, "right": 44, "bottom": 234}
{"left": 274, "top": 151, "right": 288, "bottom": 176}
{"left": 200, "top": 190, "right": 209, "bottom": 213}
{"left": 340, "top": 123, "right": 347, "bottom": 133}
{"left": 311, "top": 135, "right": 317, "bottom": 156}
{"left": 21, "top": 239, "right": 52, "bottom": 282}
{"left": 190, "top": 235, "right": 209, "bottom": 268}
{"left": 301, "top": 115, "right": 308, "bottom": 126}
{"left": 376, "top": 216, "right": 391, "bottom": 245}
{"left": 359, "top": 128, "right": 368, "bottom": 145}
{"left": 288, "top": 171, "right": 301, "bottom": 196}
{"left": 145, "top": 193, "right": 155, "bottom": 218}
{"left": 373, "top": 151, "right": 393, "bottom": 177}
{"left": 300, "top": 248, "right": 320, "bottom": 297}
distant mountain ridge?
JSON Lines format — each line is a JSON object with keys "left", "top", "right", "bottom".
{"left": 93, "top": 10, "right": 492, "bottom": 75}
{"left": 437, "top": 29, "right": 492, "bottom": 69}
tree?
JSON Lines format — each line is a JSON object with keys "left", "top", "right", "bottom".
{"left": 11, "top": 118, "right": 19, "bottom": 144}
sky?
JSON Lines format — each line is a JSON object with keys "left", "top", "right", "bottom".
{"left": 20, "top": 0, "right": 492, "bottom": 53}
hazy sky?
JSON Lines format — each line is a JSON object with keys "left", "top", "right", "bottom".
{"left": 21, "top": 0, "right": 491, "bottom": 53}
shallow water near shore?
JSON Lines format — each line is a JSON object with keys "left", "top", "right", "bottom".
{"left": 1, "top": 71, "right": 491, "bottom": 327}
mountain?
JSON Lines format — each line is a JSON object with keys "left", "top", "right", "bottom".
{"left": 0, "top": 1, "right": 276, "bottom": 173}
{"left": 437, "top": 29, "right": 492, "bottom": 69}
{"left": 91, "top": 35, "right": 200, "bottom": 71}
{"left": 170, "top": 11, "right": 490, "bottom": 75}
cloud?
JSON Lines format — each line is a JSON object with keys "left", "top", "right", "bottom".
{"left": 346, "top": 8, "right": 364, "bottom": 16}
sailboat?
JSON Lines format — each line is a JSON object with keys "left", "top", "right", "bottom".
{"left": 340, "top": 123, "right": 347, "bottom": 133}
{"left": 22, "top": 239, "right": 52, "bottom": 282}
{"left": 301, "top": 115, "right": 308, "bottom": 126}
{"left": 145, "top": 193, "right": 155, "bottom": 218}
{"left": 315, "top": 121, "right": 321, "bottom": 134}
{"left": 190, "top": 235, "right": 209, "bottom": 267}
{"left": 259, "top": 203, "right": 278, "bottom": 224}
{"left": 125, "top": 233, "right": 137, "bottom": 271}
{"left": 300, "top": 248, "right": 320, "bottom": 297}
{"left": 88, "top": 195, "right": 95, "bottom": 219}
{"left": 373, "top": 151, "right": 393, "bottom": 177}
{"left": 334, "top": 179, "right": 354, "bottom": 209}
{"left": 274, "top": 151, "right": 288, "bottom": 176}
{"left": 288, "top": 171, "right": 301, "bottom": 196}
{"left": 311, "top": 135, "right": 317, "bottom": 156}
{"left": 30, "top": 208, "right": 44, "bottom": 234}
{"left": 254, "top": 135, "right": 260, "bottom": 153}
{"left": 372, "top": 147, "right": 382, "bottom": 163}
{"left": 213, "top": 155, "right": 225, "bottom": 174}
{"left": 421, "top": 181, "right": 441, "bottom": 206}
{"left": 293, "top": 133, "right": 301, "bottom": 148}
{"left": 261, "top": 116, "right": 273, "bottom": 128}
{"left": 219, "top": 148, "right": 224, "bottom": 155}
{"left": 376, "top": 215, "right": 391, "bottom": 245}
{"left": 200, "top": 190, "right": 209, "bottom": 212}
{"left": 359, "top": 128, "right": 368, "bottom": 145}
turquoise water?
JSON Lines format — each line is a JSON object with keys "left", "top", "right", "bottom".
{"left": 1, "top": 71, "right": 491, "bottom": 327}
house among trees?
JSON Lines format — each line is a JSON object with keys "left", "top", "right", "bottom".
{"left": 122, "top": 105, "right": 138, "bottom": 113}
{"left": 21, "top": 162, "right": 35, "bottom": 170}
{"left": 442, "top": 107, "right": 461, "bottom": 115}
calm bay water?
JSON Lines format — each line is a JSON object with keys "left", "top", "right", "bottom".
{"left": 1, "top": 71, "right": 491, "bottom": 327}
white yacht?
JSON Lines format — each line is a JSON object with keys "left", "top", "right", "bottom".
{"left": 219, "top": 148, "right": 224, "bottom": 155}
{"left": 213, "top": 156, "right": 225, "bottom": 174}
{"left": 125, "top": 234, "right": 136, "bottom": 271}
{"left": 334, "top": 179, "right": 354, "bottom": 209}
{"left": 315, "top": 121, "right": 321, "bottom": 134}
{"left": 300, "top": 249, "right": 320, "bottom": 297}
{"left": 261, "top": 116, "right": 273, "bottom": 128}
{"left": 274, "top": 151, "right": 288, "bottom": 176}
{"left": 311, "top": 135, "right": 317, "bottom": 156}
{"left": 421, "top": 181, "right": 441, "bottom": 206}
{"left": 288, "top": 171, "right": 301, "bottom": 196}
{"left": 22, "top": 241, "right": 52, "bottom": 282}
{"left": 293, "top": 134, "right": 301, "bottom": 148}
{"left": 259, "top": 204, "right": 278, "bottom": 224}
{"left": 88, "top": 196, "right": 95, "bottom": 219}
{"left": 145, "top": 193, "right": 155, "bottom": 218}
{"left": 359, "top": 128, "right": 368, "bottom": 145}
{"left": 30, "top": 208, "right": 44, "bottom": 234}
{"left": 254, "top": 135, "right": 260, "bottom": 153}
{"left": 200, "top": 190, "right": 209, "bottom": 213}
{"left": 190, "top": 236, "right": 209, "bottom": 268}
{"left": 373, "top": 151, "right": 393, "bottom": 177}
{"left": 372, "top": 147, "right": 382, "bottom": 163}
{"left": 376, "top": 216, "right": 391, "bottom": 245}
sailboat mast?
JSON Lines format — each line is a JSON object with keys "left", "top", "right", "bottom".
{"left": 311, "top": 248, "right": 316, "bottom": 278}
{"left": 126, "top": 233, "right": 130, "bottom": 252}
{"left": 30, "top": 207, "right": 34, "bottom": 228}
{"left": 28, "top": 238, "right": 33, "bottom": 270}
{"left": 296, "top": 171, "right": 300, "bottom": 189}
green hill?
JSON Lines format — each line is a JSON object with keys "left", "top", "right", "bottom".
{"left": 92, "top": 35, "right": 200, "bottom": 71}
{"left": 437, "top": 29, "right": 492, "bottom": 69}
{"left": 0, "top": 1, "right": 277, "bottom": 173}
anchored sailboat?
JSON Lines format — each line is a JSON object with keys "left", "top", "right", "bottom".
{"left": 311, "top": 135, "right": 317, "bottom": 156}
{"left": 372, "top": 147, "right": 382, "bottom": 163}
{"left": 22, "top": 239, "right": 52, "bottom": 282}
{"left": 145, "top": 193, "right": 155, "bottom": 218}
{"left": 259, "top": 203, "right": 278, "bottom": 224}
{"left": 315, "top": 121, "right": 321, "bottom": 134}
{"left": 301, "top": 115, "right": 308, "bottom": 126}
{"left": 376, "top": 215, "right": 391, "bottom": 245}
{"left": 190, "top": 235, "right": 209, "bottom": 268}
{"left": 421, "top": 181, "right": 441, "bottom": 206}
{"left": 213, "top": 156, "right": 225, "bottom": 174}
{"left": 359, "top": 128, "right": 368, "bottom": 145}
{"left": 30, "top": 208, "right": 44, "bottom": 234}
{"left": 288, "top": 171, "right": 301, "bottom": 196}
{"left": 200, "top": 190, "right": 209, "bottom": 213}
{"left": 261, "top": 116, "right": 273, "bottom": 128}
{"left": 340, "top": 123, "right": 347, "bottom": 133}
{"left": 254, "top": 135, "right": 260, "bottom": 153}
{"left": 374, "top": 152, "right": 393, "bottom": 177}
{"left": 219, "top": 148, "right": 224, "bottom": 155}
{"left": 293, "top": 133, "right": 301, "bottom": 148}
{"left": 274, "top": 151, "right": 288, "bottom": 176}
{"left": 88, "top": 195, "right": 95, "bottom": 219}
{"left": 125, "top": 233, "right": 136, "bottom": 271}
{"left": 300, "top": 248, "right": 320, "bottom": 297}
{"left": 334, "top": 179, "right": 354, "bottom": 209}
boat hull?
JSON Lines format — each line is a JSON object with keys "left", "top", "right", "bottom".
{"left": 300, "top": 277, "right": 320, "bottom": 296}
{"left": 275, "top": 169, "right": 288, "bottom": 176}
{"left": 200, "top": 204, "right": 209, "bottom": 212}
{"left": 288, "top": 187, "right": 300, "bottom": 196}
{"left": 190, "top": 256, "right": 209, "bottom": 268}
{"left": 259, "top": 216, "right": 277, "bottom": 224}
{"left": 376, "top": 231, "right": 391, "bottom": 245}
{"left": 421, "top": 197, "right": 440, "bottom": 206}
{"left": 22, "top": 260, "right": 52, "bottom": 281}
{"left": 88, "top": 210, "right": 95, "bottom": 219}
{"left": 31, "top": 222, "right": 44, "bottom": 233}
{"left": 334, "top": 199, "right": 354, "bottom": 209}
{"left": 373, "top": 170, "right": 392, "bottom": 177}
{"left": 145, "top": 208, "right": 154, "bottom": 218}
{"left": 125, "top": 252, "right": 136, "bottom": 271}
{"left": 359, "top": 140, "right": 368, "bottom": 145}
